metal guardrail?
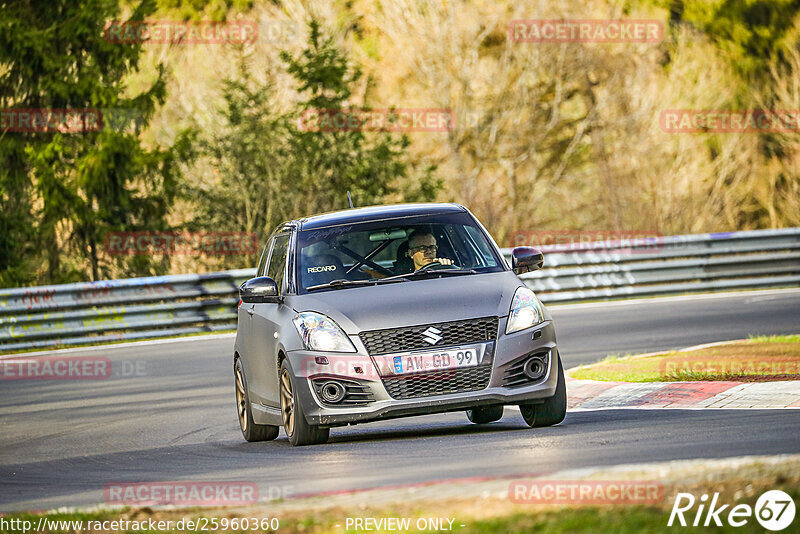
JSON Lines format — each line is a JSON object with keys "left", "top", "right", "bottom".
{"left": 0, "top": 270, "right": 254, "bottom": 352}
{"left": 1, "top": 228, "right": 798, "bottom": 352}
{"left": 514, "top": 228, "right": 800, "bottom": 302}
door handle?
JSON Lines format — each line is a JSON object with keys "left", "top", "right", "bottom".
{"left": 246, "top": 305, "right": 255, "bottom": 316}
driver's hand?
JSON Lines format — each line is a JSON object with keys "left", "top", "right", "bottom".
{"left": 434, "top": 258, "right": 453, "bottom": 265}
{"left": 361, "top": 266, "right": 388, "bottom": 279}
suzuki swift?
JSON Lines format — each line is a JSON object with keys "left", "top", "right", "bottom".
{"left": 234, "top": 203, "right": 566, "bottom": 445}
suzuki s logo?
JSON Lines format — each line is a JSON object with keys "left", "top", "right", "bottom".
{"left": 421, "top": 327, "right": 443, "bottom": 345}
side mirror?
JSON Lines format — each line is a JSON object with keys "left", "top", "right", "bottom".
{"left": 511, "top": 247, "right": 544, "bottom": 275}
{"left": 239, "top": 277, "right": 281, "bottom": 304}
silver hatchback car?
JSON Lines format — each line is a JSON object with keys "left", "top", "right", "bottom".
{"left": 234, "top": 203, "right": 565, "bottom": 445}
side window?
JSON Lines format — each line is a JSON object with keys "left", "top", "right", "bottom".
{"left": 463, "top": 225, "right": 499, "bottom": 267}
{"left": 266, "top": 234, "right": 290, "bottom": 294}
{"left": 257, "top": 241, "right": 271, "bottom": 277}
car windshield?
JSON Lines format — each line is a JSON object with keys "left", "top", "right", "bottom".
{"left": 296, "top": 212, "right": 505, "bottom": 293}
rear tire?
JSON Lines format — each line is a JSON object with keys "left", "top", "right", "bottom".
{"left": 279, "top": 360, "right": 330, "bottom": 446}
{"left": 466, "top": 405, "right": 504, "bottom": 424}
{"left": 235, "top": 359, "right": 279, "bottom": 442}
{"left": 520, "top": 353, "right": 566, "bottom": 428}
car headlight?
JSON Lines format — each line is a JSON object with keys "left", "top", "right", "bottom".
{"left": 506, "top": 286, "right": 544, "bottom": 334}
{"left": 293, "top": 312, "right": 356, "bottom": 352}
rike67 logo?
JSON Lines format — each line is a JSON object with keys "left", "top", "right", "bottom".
{"left": 669, "top": 490, "right": 796, "bottom": 531}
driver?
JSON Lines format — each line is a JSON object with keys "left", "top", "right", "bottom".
{"left": 405, "top": 230, "right": 453, "bottom": 271}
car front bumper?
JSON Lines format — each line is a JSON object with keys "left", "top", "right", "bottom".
{"left": 285, "top": 319, "right": 559, "bottom": 426}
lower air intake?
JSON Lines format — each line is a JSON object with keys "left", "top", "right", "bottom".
{"left": 381, "top": 366, "right": 492, "bottom": 400}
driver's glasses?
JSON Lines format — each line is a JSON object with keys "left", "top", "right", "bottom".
{"left": 410, "top": 245, "right": 437, "bottom": 254}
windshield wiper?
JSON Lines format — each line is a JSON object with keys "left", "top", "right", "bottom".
{"left": 307, "top": 268, "right": 478, "bottom": 291}
{"left": 381, "top": 268, "right": 477, "bottom": 282}
{"left": 306, "top": 278, "right": 405, "bottom": 292}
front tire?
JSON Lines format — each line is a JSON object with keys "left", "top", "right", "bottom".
{"left": 520, "top": 353, "right": 567, "bottom": 428}
{"left": 279, "top": 360, "right": 330, "bottom": 446}
{"left": 235, "top": 359, "right": 279, "bottom": 442}
{"left": 466, "top": 405, "right": 504, "bottom": 424}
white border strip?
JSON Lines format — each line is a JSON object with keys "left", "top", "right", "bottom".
{"left": 0, "top": 333, "right": 236, "bottom": 359}
{"left": 548, "top": 287, "right": 800, "bottom": 310}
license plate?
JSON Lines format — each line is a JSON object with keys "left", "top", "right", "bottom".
{"left": 392, "top": 347, "right": 479, "bottom": 375}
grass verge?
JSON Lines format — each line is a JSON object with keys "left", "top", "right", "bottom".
{"left": 570, "top": 335, "right": 800, "bottom": 382}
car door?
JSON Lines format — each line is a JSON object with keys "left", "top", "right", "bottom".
{"left": 239, "top": 239, "right": 271, "bottom": 385}
{"left": 246, "top": 230, "right": 292, "bottom": 407}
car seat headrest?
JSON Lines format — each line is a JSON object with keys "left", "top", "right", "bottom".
{"left": 304, "top": 254, "right": 345, "bottom": 286}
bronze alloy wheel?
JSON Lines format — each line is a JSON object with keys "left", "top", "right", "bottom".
{"left": 234, "top": 358, "right": 279, "bottom": 442}
{"left": 278, "top": 360, "right": 329, "bottom": 445}
{"left": 280, "top": 368, "right": 295, "bottom": 438}
{"left": 235, "top": 367, "right": 248, "bottom": 433}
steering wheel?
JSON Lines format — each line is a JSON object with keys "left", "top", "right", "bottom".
{"left": 419, "top": 260, "right": 460, "bottom": 271}
{"left": 356, "top": 264, "right": 393, "bottom": 278}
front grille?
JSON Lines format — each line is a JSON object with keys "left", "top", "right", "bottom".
{"left": 503, "top": 351, "right": 549, "bottom": 387}
{"left": 359, "top": 317, "right": 499, "bottom": 356}
{"left": 382, "top": 366, "right": 492, "bottom": 400}
{"left": 311, "top": 377, "right": 375, "bottom": 406}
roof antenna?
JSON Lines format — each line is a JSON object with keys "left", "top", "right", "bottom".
{"left": 347, "top": 190, "right": 354, "bottom": 209}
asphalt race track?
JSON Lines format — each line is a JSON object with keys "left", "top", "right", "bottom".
{"left": 552, "top": 288, "right": 800, "bottom": 367}
{"left": 1, "top": 289, "right": 799, "bottom": 512}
